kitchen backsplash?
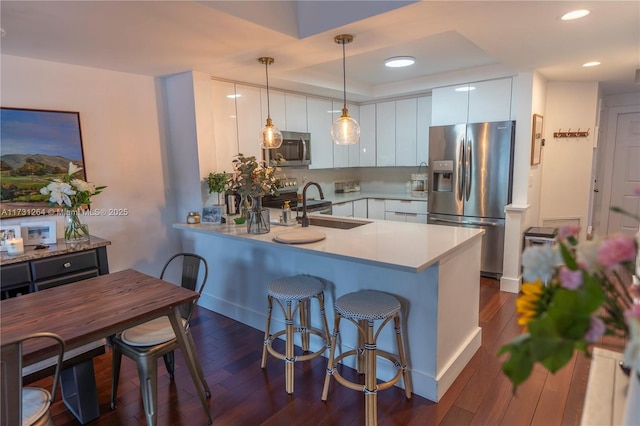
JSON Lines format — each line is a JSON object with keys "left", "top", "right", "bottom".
{"left": 280, "top": 166, "right": 419, "bottom": 195}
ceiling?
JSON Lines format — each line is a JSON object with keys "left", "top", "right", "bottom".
{"left": 1, "top": 1, "right": 639, "bottom": 102}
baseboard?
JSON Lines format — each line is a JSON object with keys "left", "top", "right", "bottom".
{"left": 500, "top": 275, "right": 521, "bottom": 293}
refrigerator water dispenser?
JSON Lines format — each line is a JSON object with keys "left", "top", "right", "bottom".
{"left": 432, "top": 160, "right": 453, "bottom": 192}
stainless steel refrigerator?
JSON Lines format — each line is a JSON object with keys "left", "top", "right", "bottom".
{"left": 427, "top": 121, "right": 515, "bottom": 278}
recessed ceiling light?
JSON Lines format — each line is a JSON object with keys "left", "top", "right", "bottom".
{"left": 384, "top": 56, "right": 415, "bottom": 68}
{"left": 561, "top": 9, "right": 590, "bottom": 20}
{"left": 455, "top": 86, "right": 476, "bottom": 92}
{"left": 583, "top": 61, "right": 601, "bottom": 67}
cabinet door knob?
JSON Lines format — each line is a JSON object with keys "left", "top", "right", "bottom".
{"left": 63, "top": 262, "right": 72, "bottom": 268}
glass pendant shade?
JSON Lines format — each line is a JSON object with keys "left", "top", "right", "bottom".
{"left": 332, "top": 34, "right": 359, "bottom": 145}
{"left": 258, "top": 56, "right": 282, "bottom": 149}
{"left": 331, "top": 109, "right": 360, "bottom": 145}
{"left": 260, "top": 117, "right": 283, "bottom": 149}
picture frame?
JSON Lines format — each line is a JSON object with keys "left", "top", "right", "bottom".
{"left": 0, "top": 224, "right": 21, "bottom": 252}
{"left": 0, "top": 107, "right": 87, "bottom": 218}
{"left": 531, "top": 114, "right": 544, "bottom": 165}
{"left": 202, "top": 206, "right": 223, "bottom": 225}
{"left": 20, "top": 221, "right": 57, "bottom": 245}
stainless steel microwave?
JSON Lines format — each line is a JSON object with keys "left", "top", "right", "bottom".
{"left": 264, "top": 131, "right": 311, "bottom": 167}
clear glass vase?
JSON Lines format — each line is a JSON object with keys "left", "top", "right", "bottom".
{"left": 64, "top": 209, "right": 90, "bottom": 243}
{"left": 246, "top": 197, "right": 270, "bottom": 234}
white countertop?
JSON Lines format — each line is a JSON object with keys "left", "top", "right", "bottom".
{"left": 174, "top": 215, "right": 482, "bottom": 273}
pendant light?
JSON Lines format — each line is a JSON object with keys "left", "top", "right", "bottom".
{"left": 331, "top": 34, "right": 360, "bottom": 145}
{"left": 258, "top": 57, "right": 283, "bottom": 149}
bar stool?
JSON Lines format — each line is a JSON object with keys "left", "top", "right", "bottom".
{"left": 322, "top": 290, "right": 411, "bottom": 426}
{"left": 261, "top": 275, "right": 331, "bottom": 394}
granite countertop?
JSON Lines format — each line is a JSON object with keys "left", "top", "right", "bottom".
{"left": 174, "top": 215, "right": 481, "bottom": 273}
{"left": 0, "top": 236, "right": 111, "bottom": 265}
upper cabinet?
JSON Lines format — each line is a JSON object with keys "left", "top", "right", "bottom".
{"left": 211, "top": 80, "right": 239, "bottom": 172}
{"left": 416, "top": 96, "right": 432, "bottom": 166}
{"left": 467, "top": 78, "right": 513, "bottom": 123}
{"left": 431, "top": 77, "right": 513, "bottom": 126}
{"left": 307, "top": 97, "right": 333, "bottom": 170}
{"left": 236, "top": 84, "right": 263, "bottom": 160}
{"left": 395, "top": 98, "right": 418, "bottom": 167}
{"left": 285, "top": 93, "right": 308, "bottom": 132}
{"left": 376, "top": 101, "right": 396, "bottom": 166}
{"left": 358, "top": 104, "right": 376, "bottom": 167}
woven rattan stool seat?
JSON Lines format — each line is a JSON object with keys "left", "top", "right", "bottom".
{"left": 322, "top": 290, "right": 411, "bottom": 426}
{"left": 262, "top": 275, "right": 331, "bottom": 395}
{"left": 267, "top": 275, "right": 324, "bottom": 300}
{"left": 334, "top": 290, "right": 400, "bottom": 321}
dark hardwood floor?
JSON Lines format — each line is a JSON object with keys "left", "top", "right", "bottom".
{"left": 39, "top": 277, "right": 623, "bottom": 425}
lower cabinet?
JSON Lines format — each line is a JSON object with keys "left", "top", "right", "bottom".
{"left": 332, "top": 201, "right": 353, "bottom": 217}
{"left": 384, "top": 199, "right": 428, "bottom": 223}
{"left": 336, "top": 198, "right": 427, "bottom": 223}
{"left": 353, "top": 199, "right": 367, "bottom": 218}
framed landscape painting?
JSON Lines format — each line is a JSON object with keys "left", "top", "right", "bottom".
{"left": 0, "top": 107, "right": 87, "bottom": 218}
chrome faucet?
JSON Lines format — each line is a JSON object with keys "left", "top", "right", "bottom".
{"left": 301, "top": 182, "right": 324, "bottom": 227}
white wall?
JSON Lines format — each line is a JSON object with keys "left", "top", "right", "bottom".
{"left": 540, "top": 82, "right": 599, "bottom": 242}
{"left": 1, "top": 55, "right": 180, "bottom": 275}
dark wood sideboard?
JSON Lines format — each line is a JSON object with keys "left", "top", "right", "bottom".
{"left": 0, "top": 236, "right": 110, "bottom": 299}
{"left": 0, "top": 235, "right": 111, "bottom": 424}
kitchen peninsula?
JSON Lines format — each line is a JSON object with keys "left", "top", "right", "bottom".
{"left": 174, "top": 217, "right": 483, "bottom": 402}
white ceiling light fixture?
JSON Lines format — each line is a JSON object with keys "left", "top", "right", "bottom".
{"left": 331, "top": 34, "right": 360, "bottom": 146}
{"left": 561, "top": 9, "right": 590, "bottom": 20}
{"left": 455, "top": 86, "right": 476, "bottom": 92}
{"left": 583, "top": 61, "right": 601, "bottom": 67}
{"left": 226, "top": 94, "right": 241, "bottom": 99}
{"left": 385, "top": 56, "right": 415, "bottom": 68}
{"left": 257, "top": 57, "right": 283, "bottom": 149}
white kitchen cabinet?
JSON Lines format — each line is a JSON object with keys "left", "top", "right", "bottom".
{"left": 395, "top": 98, "right": 418, "bottom": 166}
{"left": 384, "top": 199, "right": 428, "bottom": 223}
{"left": 307, "top": 97, "right": 333, "bottom": 169}
{"left": 416, "top": 96, "right": 432, "bottom": 166}
{"left": 367, "top": 199, "right": 385, "bottom": 220}
{"left": 431, "top": 78, "right": 513, "bottom": 126}
{"left": 260, "top": 88, "right": 286, "bottom": 132}
{"left": 348, "top": 104, "right": 360, "bottom": 167}
{"left": 353, "top": 199, "right": 367, "bottom": 218}
{"left": 211, "top": 80, "right": 239, "bottom": 172}
{"left": 332, "top": 201, "right": 353, "bottom": 217}
{"left": 285, "top": 93, "right": 308, "bottom": 132}
{"left": 359, "top": 104, "right": 376, "bottom": 167}
{"left": 467, "top": 78, "right": 512, "bottom": 123}
{"left": 376, "top": 101, "right": 396, "bottom": 166}
{"left": 235, "top": 84, "right": 263, "bottom": 160}
{"left": 431, "top": 84, "right": 469, "bottom": 126}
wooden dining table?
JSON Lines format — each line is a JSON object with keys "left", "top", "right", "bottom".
{"left": 0, "top": 268, "right": 212, "bottom": 425}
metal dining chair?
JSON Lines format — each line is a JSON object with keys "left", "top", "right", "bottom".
{"left": 109, "top": 253, "right": 212, "bottom": 425}
{"left": 1, "top": 332, "right": 65, "bottom": 426}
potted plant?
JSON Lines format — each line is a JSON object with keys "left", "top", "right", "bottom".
{"left": 205, "top": 172, "right": 229, "bottom": 206}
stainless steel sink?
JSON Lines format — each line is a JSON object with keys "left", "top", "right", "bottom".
{"left": 298, "top": 216, "right": 371, "bottom": 229}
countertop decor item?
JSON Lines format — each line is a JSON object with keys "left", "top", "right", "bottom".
{"left": 499, "top": 200, "right": 640, "bottom": 403}
{"left": 40, "top": 162, "right": 106, "bottom": 243}
{"left": 205, "top": 172, "right": 229, "bottom": 206}
{"left": 331, "top": 34, "right": 360, "bottom": 145}
{"left": 228, "top": 154, "right": 279, "bottom": 234}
